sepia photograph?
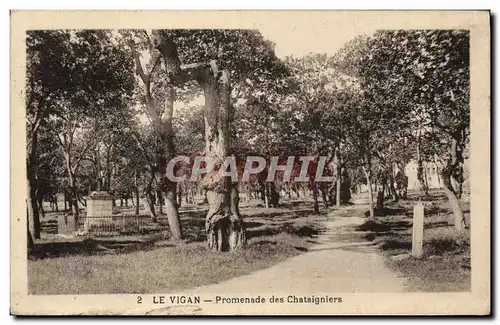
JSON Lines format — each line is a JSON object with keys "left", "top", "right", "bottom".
{"left": 10, "top": 10, "right": 490, "bottom": 316}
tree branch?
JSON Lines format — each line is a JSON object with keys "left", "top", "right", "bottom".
{"left": 67, "top": 117, "right": 80, "bottom": 152}
{"left": 129, "top": 40, "right": 149, "bottom": 85}
{"left": 57, "top": 133, "right": 66, "bottom": 150}
{"left": 152, "top": 30, "right": 214, "bottom": 85}
{"left": 74, "top": 136, "right": 95, "bottom": 171}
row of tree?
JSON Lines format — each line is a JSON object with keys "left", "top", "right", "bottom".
{"left": 26, "top": 29, "right": 470, "bottom": 251}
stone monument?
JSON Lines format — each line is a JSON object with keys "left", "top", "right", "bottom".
{"left": 85, "top": 191, "right": 115, "bottom": 231}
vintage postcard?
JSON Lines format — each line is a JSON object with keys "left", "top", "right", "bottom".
{"left": 10, "top": 10, "right": 490, "bottom": 316}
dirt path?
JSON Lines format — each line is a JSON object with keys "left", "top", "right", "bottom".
{"left": 181, "top": 206, "right": 407, "bottom": 294}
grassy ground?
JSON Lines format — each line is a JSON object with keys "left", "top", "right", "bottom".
{"left": 355, "top": 189, "right": 471, "bottom": 292}
{"left": 29, "top": 200, "right": 325, "bottom": 295}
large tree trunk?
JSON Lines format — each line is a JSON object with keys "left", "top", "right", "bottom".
{"left": 26, "top": 175, "right": 40, "bottom": 239}
{"left": 27, "top": 130, "right": 41, "bottom": 239}
{"left": 199, "top": 70, "right": 246, "bottom": 251}
{"left": 441, "top": 136, "right": 466, "bottom": 233}
{"left": 363, "top": 164, "right": 375, "bottom": 220}
{"left": 152, "top": 31, "right": 248, "bottom": 249}
{"left": 158, "top": 86, "right": 183, "bottom": 240}
{"left": 159, "top": 170, "right": 182, "bottom": 240}
{"left": 37, "top": 195, "right": 45, "bottom": 219}
{"left": 163, "top": 185, "right": 182, "bottom": 239}
{"left": 27, "top": 228, "right": 34, "bottom": 255}
{"left": 130, "top": 36, "right": 183, "bottom": 240}
{"left": 442, "top": 173, "right": 465, "bottom": 233}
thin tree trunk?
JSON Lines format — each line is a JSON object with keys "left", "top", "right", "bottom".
{"left": 134, "top": 170, "right": 140, "bottom": 216}
{"left": 27, "top": 133, "right": 41, "bottom": 239}
{"left": 54, "top": 196, "right": 59, "bottom": 212}
{"left": 27, "top": 228, "right": 34, "bottom": 255}
{"left": 177, "top": 184, "right": 183, "bottom": 207}
{"left": 286, "top": 183, "right": 292, "bottom": 200}
{"left": 321, "top": 185, "right": 328, "bottom": 209}
{"left": 164, "top": 185, "right": 182, "bottom": 239}
{"left": 37, "top": 194, "right": 45, "bottom": 219}
{"left": 158, "top": 85, "right": 183, "bottom": 241}
{"left": 190, "top": 188, "right": 196, "bottom": 205}
{"left": 336, "top": 173, "right": 341, "bottom": 207}
{"left": 312, "top": 182, "right": 320, "bottom": 214}
{"left": 263, "top": 183, "right": 269, "bottom": 208}
{"left": 157, "top": 190, "right": 163, "bottom": 214}
{"left": 336, "top": 143, "right": 341, "bottom": 207}
{"left": 388, "top": 169, "right": 399, "bottom": 201}
{"left": 50, "top": 196, "right": 55, "bottom": 211}
{"left": 144, "top": 176, "right": 157, "bottom": 222}
{"left": 145, "top": 192, "right": 157, "bottom": 222}
{"left": 376, "top": 183, "right": 384, "bottom": 212}
{"left": 68, "top": 173, "right": 79, "bottom": 229}
{"left": 269, "top": 183, "right": 280, "bottom": 207}
{"left": 362, "top": 165, "right": 375, "bottom": 220}
{"left": 64, "top": 190, "right": 68, "bottom": 212}
{"left": 26, "top": 176, "right": 40, "bottom": 239}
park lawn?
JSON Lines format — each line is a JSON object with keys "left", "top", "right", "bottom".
{"left": 356, "top": 190, "right": 471, "bottom": 292}
{"left": 29, "top": 201, "right": 325, "bottom": 295}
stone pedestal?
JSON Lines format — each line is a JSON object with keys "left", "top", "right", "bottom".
{"left": 85, "top": 191, "right": 114, "bottom": 231}
{"left": 87, "top": 191, "right": 114, "bottom": 216}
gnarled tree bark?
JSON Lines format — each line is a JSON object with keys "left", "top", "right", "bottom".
{"left": 441, "top": 135, "right": 466, "bottom": 233}
{"left": 198, "top": 71, "right": 247, "bottom": 251}
{"left": 153, "top": 31, "right": 246, "bottom": 251}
